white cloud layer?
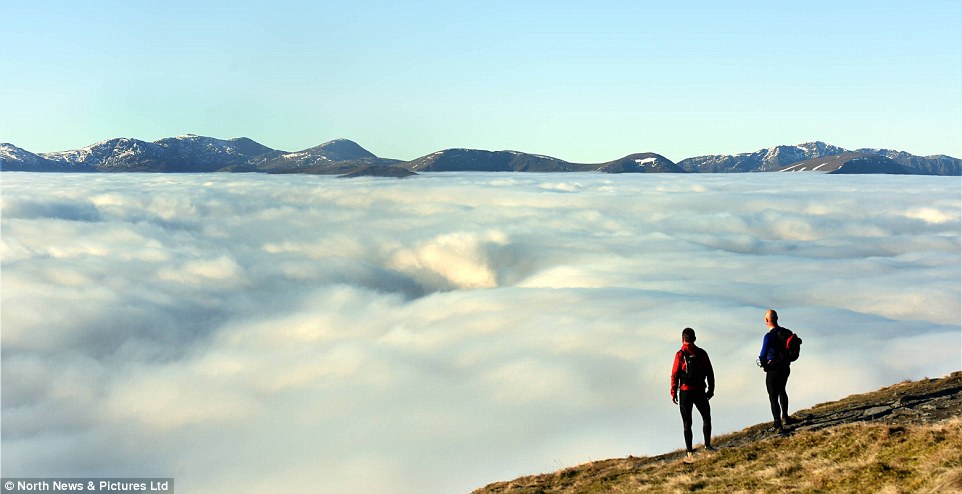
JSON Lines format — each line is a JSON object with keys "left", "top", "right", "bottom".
{"left": 2, "top": 172, "right": 960, "bottom": 493}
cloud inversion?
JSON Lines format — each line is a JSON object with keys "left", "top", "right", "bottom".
{"left": 2, "top": 172, "right": 959, "bottom": 493}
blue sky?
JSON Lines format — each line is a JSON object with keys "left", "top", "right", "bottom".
{"left": 2, "top": 1, "right": 960, "bottom": 162}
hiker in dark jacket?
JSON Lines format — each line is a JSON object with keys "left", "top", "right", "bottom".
{"left": 759, "top": 309, "right": 791, "bottom": 432}
{"left": 670, "top": 327, "right": 716, "bottom": 457}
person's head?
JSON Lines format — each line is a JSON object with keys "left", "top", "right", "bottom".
{"left": 681, "top": 327, "right": 696, "bottom": 343}
{"left": 765, "top": 309, "right": 778, "bottom": 328}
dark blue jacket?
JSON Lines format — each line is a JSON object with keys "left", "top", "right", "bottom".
{"left": 760, "top": 326, "right": 791, "bottom": 367}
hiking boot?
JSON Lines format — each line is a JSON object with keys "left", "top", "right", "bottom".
{"left": 686, "top": 451, "right": 694, "bottom": 459}
{"left": 704, "top": 446, "right": 718, "bottom": 452}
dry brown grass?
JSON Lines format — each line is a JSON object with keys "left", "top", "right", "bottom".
{"left": 476, "top": 418, "right": 962, "bottom": 494}
{"left": 475, "top": 374, "right": 962, "bottom": 494}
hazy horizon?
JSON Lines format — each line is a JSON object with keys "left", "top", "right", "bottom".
{"left": 2, "top": 172, "right": 959, "bottom": 493}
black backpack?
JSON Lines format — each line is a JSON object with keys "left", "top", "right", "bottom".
{"left": 775, "top": 327, "right": 802, "bottom": 362}
{"left": 678, "top": 349, "right": 705, "bottom": 385}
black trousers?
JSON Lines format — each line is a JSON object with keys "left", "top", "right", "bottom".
{"left": 678, "top": 389, "right": 711, "bottom": 452}
{"left": 766, "top": 365, "right": 791, "bottom": 424}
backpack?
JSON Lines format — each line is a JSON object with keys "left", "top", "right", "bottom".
{"left": 776, "top": 327, "right": 802, "bottom": 362}
{"left": 678, "top": 349, "right": 705, "bottom": 385}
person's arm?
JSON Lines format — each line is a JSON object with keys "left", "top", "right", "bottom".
{"left": 704, "top": 349, "right": 715, "bottom": 399}
{"left": 759, "top": 332, "right": 772, "bottom": 366}
{"left": 670, "top": 351, "right": 681, "bottom": 403}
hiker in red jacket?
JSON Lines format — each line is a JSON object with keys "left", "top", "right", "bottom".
{"left": 670, "top": 327, "right": 716, "bottom": 457}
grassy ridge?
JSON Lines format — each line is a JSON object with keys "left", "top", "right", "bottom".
{"left": 654, "top": 419, "right": 960, "bottom": 493}
{"left": 474, "top": 373, "right": 962, "bottom": 493}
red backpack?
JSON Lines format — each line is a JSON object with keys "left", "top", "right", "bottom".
{"left": 779, "top": 327, "right": 802, "bottom": 362}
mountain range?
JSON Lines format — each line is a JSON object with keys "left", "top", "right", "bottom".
{"left": 1, "top": 135, "right": 958, "bottom": 176}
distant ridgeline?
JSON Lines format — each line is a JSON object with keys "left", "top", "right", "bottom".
{"left": 2, "top": 135, "right": 959, "bottom": 176}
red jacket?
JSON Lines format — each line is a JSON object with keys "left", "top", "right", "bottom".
{"left": 670, "top": 342, "right": 715, "bottom": 398}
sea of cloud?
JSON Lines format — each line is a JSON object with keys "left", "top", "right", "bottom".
{"left": 2, "top": 172, "right": 959, "bottom": 493}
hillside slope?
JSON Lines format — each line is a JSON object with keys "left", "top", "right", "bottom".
{"left": 473, "top": 372, "right": 962, "bottom": 494}
{"left": 778, "top": 152, "right": 910, "bottom": 174}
